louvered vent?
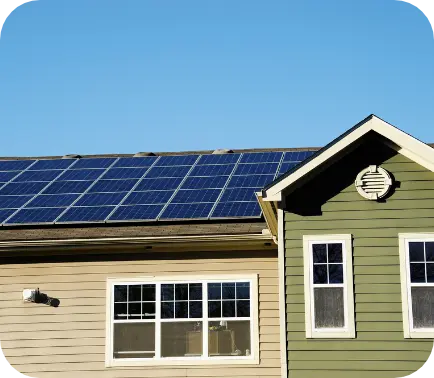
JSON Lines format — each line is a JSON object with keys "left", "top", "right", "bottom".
{"left": 355, "top": 165, "right": 393, "bottom": 200}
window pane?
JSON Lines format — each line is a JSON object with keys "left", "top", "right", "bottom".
{"left": 411, "top": 287, "right": 434, "bottom": 328}
{"left": 161, "top": 322, "right": 202, "bottom": 357}
{"left": 313, "top": 244, "right": 327, "bottom": 263}
{"left": 114, "top": 285, "right": 127, "bottom": 302}
{"left": 161, "top": 302, "right": 174, "bottom": 319}
{"left": 175, "top": 301, "right": 188, "bottom": 318}
{"left": 237, "top": 300, "right": 250, "bottom": 317}
{"left": 313, "top": 264, "right": 328, "bottom": 284}
{"left": 328, "top": 264, "right": 344, "bottom": 284}
{"left": 222, "top": 283, "right": 235, "bottom": 299}
{"left": 161, "top": 284, "right": 174, "bottom": 301}
{"left": 208, "top": 321, "right": 251, "bottom": 357}
{"left": 409, "top": 242, "right": 425, "bottom": 262}
{"left": 114, "top": 323, "right": 155, "bottom": 359}
{"left": 223, "top": 300, "right": 236, "bottom": 317}
{"left": 314, "top": 287, "right": 345, "bottom": 329}
{"left": 189, "top": 283, "right": 202, "bottom": 300}
{"left": 175, "top": 284, "right": 188, "bottom": 300}
{"left": 427, "top": 263, "right": 434, "bottom": 283}
{"left": 208, "top": 283, "right": 221, "bottom": 300}
{"left": 328, "top": 243, "right": 343, "bottom": 263}
{"left": 189, "top": 301, "right": 203, "bottom": 318}
{"left": 142, "top": 285, "right": 155, "bottom": 302}
{"left": 128, "top": 285, "right": 141, "bottom": 302}
{"left": 114, "top": 303, "right": 127, "bottom": 320}
{"left": 410, "top": 263, "right": 426, "bottom": 283}
{"left": 208, "top": 301, "right": 221, "bottom": 318}
{"left": 236, "top": 282, "right": 250, "bottom": 299}
{"left": 142, "top": 302, "right": 156, "bottom": 319}
{"left": 128, "top": 303, "right": 141, "bottom": 319}
{"left": 426, "top": 242, "right": 434, "bottom": 262}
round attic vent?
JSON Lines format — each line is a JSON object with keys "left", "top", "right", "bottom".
{"left": 355, "top": 165, "right": 393, "bottom": 200}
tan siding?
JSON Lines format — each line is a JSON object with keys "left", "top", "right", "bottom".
{"left": 284, "top": 149, "right": 433, "bottom": 378}
{"left": 0, "top": 250, "right": 280, "bottom": 378}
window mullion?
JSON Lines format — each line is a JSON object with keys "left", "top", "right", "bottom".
{"left": 155, "top": 283, "right": 161, "bottom": 359}
{"left": 203, "top": 281, "right": 209, "bottom": 358}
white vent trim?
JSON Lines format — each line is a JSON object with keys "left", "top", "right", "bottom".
{"left": 355, "top": 165, "right": 393, "bottom": 200}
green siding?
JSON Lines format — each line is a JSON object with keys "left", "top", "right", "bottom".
{"left": 284, "top": 140, "right": 433, "bottom": 378}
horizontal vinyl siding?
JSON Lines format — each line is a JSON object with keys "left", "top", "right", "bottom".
{"left": 0, "top": 251, "right": 281, "bottom": 378}
{"left": 285, "top": 153, "right": 433, "bottom": 378}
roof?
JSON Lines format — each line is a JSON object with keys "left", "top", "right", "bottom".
{"left": 262, "top": 114, "right": 434, "bottom": 201}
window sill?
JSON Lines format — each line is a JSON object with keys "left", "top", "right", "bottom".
{"left": 106, "top": 357, "right": 260, "bottom": 367}
{"left": 306, "top": 331, "right": 356, "bottom": 339}
{"left": 406, "top": 331, "right": 434, "bottom": 339}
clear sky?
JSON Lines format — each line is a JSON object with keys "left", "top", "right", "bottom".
{"left": 0, "top": 0, "right": 433, "bottom": 157}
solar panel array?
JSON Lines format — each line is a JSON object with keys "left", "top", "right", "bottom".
{"left": 0, "top": 150, "right": 315, "bottom": 225}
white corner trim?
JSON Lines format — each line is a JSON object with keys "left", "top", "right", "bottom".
{"left": 263, "top": 116, "right": 434, "bottom": 201}
{"left": 398, "top": 233, "right": 434, "bottom": 339}
{"left": 277, "top": 209, "right": 288, "bottom": 378}
{"left": 302, "top": 234, "right": 355, "bottom": 339}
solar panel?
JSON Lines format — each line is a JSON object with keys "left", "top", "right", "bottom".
{"left": 156, "top": 155, "right": 199, "bottom": 166}
{"left": 160, "top": 203, "right": 213, "bottom": 220}
{"left": 114, "top": 157, "right": 157, "bottom": 168}
{"left": 0, "top": 171, "right": 20, "bottom": 182}
{"left": 197, "top": 154, "right": 241, "bottom": 165}
{"left": 0, "top": 195, "right": 32, "bottom": 209}
{"left": 0, "top": 209, "right": 17, "bottom": 222}
{"left": 72, "top": 158, "right": 117, "bottom": 169}
{"left": 239, "top": 152, "right": 283, "bottom": 164}
{"left": 123, "top": 191, "right": 174, "bottom": 205}
{"left": 25, "top": 194, "right": 80, "bottom": 208}
{"left": 146, "top": 166, "right": 191, "bottom": 179}
{"left": 109, "top": 204, "right": 164, "bottom": 221}
{"left": 171, "top": 189, "right": 221, "bottom": 204}
{"left": 42, "top": 181, "right": 93, "bottom": 194}
{"left": 190, "top": 164, "right": 235, "bottom": 177}
{"left": 75, "top": 192, "right": 127, "bottom": 206}
{"left": 211, "top": 201, "right": 261, "bottom": 218}
{"left": 234, "top": 163, "right": 279, "bottom": 176}
{"left": 102, "top": 167, "right": 149, "bottom": 180}
{"left": 0, "top": 150, "right": 316, "bottom": 225}
{"left": 227, "top": 175, "right": 275, "bottom": 188}
{"left": 13, "top": 170, "right": 62, "bottom": 182}
{"left": 29, "top": 159, "right": 75, "bottom": 170}
{"left": 5, "top": 207, "right": 64, "bottom": 224}
{"left": 57, "top": 206, "right": 115, "bottom": 223}
{"left": 181, "top": 176, "right": 229, "bottom": 189}
{"left": 58, "top": 169, "right": 105, "bottom": 181}
{"left": 0, "top": 182, "right": 48, "bottom": 196}
{"left": 220, "top": 188, "right": 259, "bottom": 202}
{"left": 88, "top": 179, "right": 139, "bottom": 193}
{"left": 0, "top": 160, "right": 35, "bottom": 171}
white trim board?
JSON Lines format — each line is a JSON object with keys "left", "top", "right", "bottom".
{"left": 263, "top": 115, "right": 434, "bottom": 201}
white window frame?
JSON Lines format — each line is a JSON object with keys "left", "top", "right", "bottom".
{"left": 303, "top": 234, "right": 355, "bottom": 338}
{"left": 399, "top": 233, "right": 434, "bottom": 339}
{"left": 105, "top": 274, "right": 259, "bottom": 367}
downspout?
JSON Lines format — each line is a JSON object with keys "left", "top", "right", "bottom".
{"left": 278, "top": 208, "right": 288, "bottom": 378}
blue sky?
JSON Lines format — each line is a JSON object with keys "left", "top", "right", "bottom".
{"left": 0, "top": 0, "right": 433, "bottom": 156}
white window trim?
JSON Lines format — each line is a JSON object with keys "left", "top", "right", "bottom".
{"left": 105, "top": 274, "right": 259, "bottom": 367}
{"left": 399, "top": 233, "right": 434, "bottom": 339}
{"left": 303, "top": 234, "right": 355, "bottom": 338}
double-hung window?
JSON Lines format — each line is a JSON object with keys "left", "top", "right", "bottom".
{"left": 106, "top": 275, "right": 258, "bottom": 366}
{"left": 303, "top": 234, "right": 355, "bottom": 338}
{"left": 399, "top": 234, "right": 434, "bottom": 338}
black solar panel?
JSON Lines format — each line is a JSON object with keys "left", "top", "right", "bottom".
{"left": 0, "top": 150, "right": 315, "bottom": 225}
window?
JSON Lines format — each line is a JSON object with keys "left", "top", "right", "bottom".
{"left": 303, "top": 234, "right": 355, "bottom": 338}
{"left": 399, "top": 234, "right": 434, "bottom": 338}
{"left": 106, "top": 275, "right": 259, "bottom": 366}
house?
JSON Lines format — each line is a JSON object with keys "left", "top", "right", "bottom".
{"left": 261, "top": 114, "right": 434, "bottom": 378}
{"left": 0, "top": 115, "right": 432, "bottom": 378}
